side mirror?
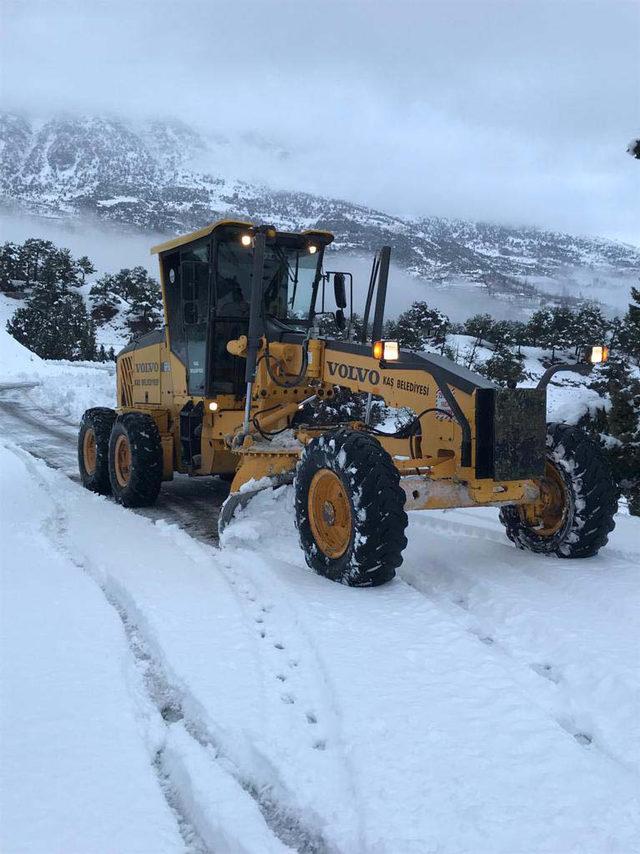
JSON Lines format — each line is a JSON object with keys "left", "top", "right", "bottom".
{"left": 333, "top": 273, "right": 347, "bottom": 309}
{"left": 335, "top": 308, "right": 346, "bottom": 330}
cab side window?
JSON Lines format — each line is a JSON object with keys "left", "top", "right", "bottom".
{"left": 162, "top": 252, "right": 187, "bottom": 364}
{"left": 180, "top": 242, "right": 210, "bottom": 395}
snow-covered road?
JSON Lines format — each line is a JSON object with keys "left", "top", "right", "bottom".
{"left": 1, "top": 385, "right": 639, "bottom": 854}
{"left": 0, "top": 386, "right": 230, "bottom": 540}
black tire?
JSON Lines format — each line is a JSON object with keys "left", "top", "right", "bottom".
{"left": 499, "top": 422, "right": 618, "bottom": 558}
{"left": 78, "top": 407, "right": 116, "bottom": 495}
{"left": 108, "top": 412, "right": 163, "bottom": 508}
{"left": 295, "top": 428, "right": 408, "bottom": 586}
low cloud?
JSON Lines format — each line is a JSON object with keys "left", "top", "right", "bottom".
{"left": 2, "top": 0, "right": 639, "bottom": 242}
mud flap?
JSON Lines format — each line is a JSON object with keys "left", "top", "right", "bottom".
{"left": 218, "top": 472, "right": 295, "bottom": 537}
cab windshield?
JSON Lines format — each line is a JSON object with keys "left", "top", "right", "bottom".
{"left": 263, "top": 245, "right": 320, "bottom": 322}
{"left": 215, "top": 238, "right": 321, "bottom": 325}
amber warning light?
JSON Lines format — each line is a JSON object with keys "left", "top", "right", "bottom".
{"left": 588, "top": 345, "right": 609, "bottom": 364}
{"left": 373, "top": 340, "right": 399, "bottom": 361}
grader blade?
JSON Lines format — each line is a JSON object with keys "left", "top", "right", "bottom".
{"left": 218, "top": 471, "right": 295, "bottom": 536}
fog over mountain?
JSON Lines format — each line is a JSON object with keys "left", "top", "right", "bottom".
{"left": 1, "top": 1, "right": 638, "bottom": 321}
{"left": 1, "top": 111, "right": 638, "bottom": 321}
{"left": 2, "top": 0, "right": 639, "bottom": 243}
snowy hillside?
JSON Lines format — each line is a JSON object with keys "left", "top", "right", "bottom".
{"left": 2, "top": 112, "right": 639, "bottom": 314}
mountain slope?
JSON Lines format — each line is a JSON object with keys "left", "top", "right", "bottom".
{"left": 1, "top": 112, "right": 638, "bottom": 311}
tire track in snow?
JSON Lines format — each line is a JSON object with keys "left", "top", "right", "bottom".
{"left": 403, "top": 574, "right": 613, "bottom": 763}
{"left": 414, "top": 507, "right": 639, "bottom": 567}
{"left": 16, "top": 446, "right": 330, "bottom": 854}
{"left": 0, "top": 389, "right": 230, "bottom": 541}
{"left": 16, "top": 450, "right": 211, "bottom": 854}
{"left": 215, "top": 540, "right": 366, "bottom": 841}
{"left": 400, "top": 516, "right": 639, "bottom": 774}
{"left": 1, "top": 392, "right": 355, "bottom": 849}
{"left": 4, "top": 394, "right": 638, "bottom": 824}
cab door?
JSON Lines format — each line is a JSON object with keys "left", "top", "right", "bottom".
{"left": 180, "top": 253, "right": 210, "bottom": 396}
{"left": 160, "top": 241, "right": 211, "bottom": 399}
{"left": 207, "top": 236, "right": 252, "bottom": 397}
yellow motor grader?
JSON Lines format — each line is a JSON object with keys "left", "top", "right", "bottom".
{"left": 78, "top": 220, "right": 617, "bottom": 586}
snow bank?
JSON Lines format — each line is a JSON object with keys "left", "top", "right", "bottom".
{"left": 0, "top": 323, "right": 43, "bottom": 377}
{"left": 27, "top": 362, "right": 115, "bottom": 423}
{"left": 0, "top": 443, "right": 183, "bottom": 854}
{"left": 0, "top": 328, "right": 115, "bottom": 422}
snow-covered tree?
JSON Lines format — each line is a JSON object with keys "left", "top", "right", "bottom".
{"left": 89, "top": 274, "right": 121, "bottom": 324}
{"left": 526, "top": 308, "right": 554, "bottom": 348}
{"left": 76, "top": 255, "right": 96, "bottom": 283}
{"left": 464, "top": 313, "right": 493, "bottom": 343}
{"left": 7, "top": 279, "right": 97, "bottom": 360}
{"left": 479, "top": 344, "right": 525, "bottom": 388}
{"left": 619, "top": 286, "right": 640, "bottom": 364}
{"left": 574, "top": 303, "right": 609, "bottom": 354}
{"left": 390, "top": 301, "right": 449, "bottom": 352}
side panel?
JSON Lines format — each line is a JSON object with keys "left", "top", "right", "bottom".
{"left": 131, "top": 345, "right": 162, "bottom": 406}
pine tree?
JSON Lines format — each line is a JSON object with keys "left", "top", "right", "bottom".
{"left": 7, "top": 276, "right": 96, "bottom": 360}
{"left": 76, "top": 255, "right": 96, "bottom": 283}
{"left": 526, "top": 308, "right": 554, "bottom": 348}
{"left": 391, "top": 301, "right": 449, "bottom": 352}
{"left": 488, "top": 319, "right": 515, "bottom": 347}
{"left": 18, "top": 238, "right": 56, "bottom": 286}
{"left": 464, "top": 313, "right": 493, "bottom": 343}
{"left": 0, "top": 242, "right": 21, "bottom": 292}
{"left": 480, "top": 344, "right": 525, "bottom": 388}
{"left": 124, "top": 280, "right": 163, "bottom": 336}
{"left": 301, "top": 388, "right": 386, "bottom": 428}
{"left": 619, "top": 286, "right": 640, "bottom": 363}
{"left": 574, "top": 303, "right": 609, "bottom": 354}
{"left": 548, "top": 306, "right": 577, "bottom": 357}
{"left": 591, "top": 356, "right": 640, "bottom": 514}
{"left": 89, "top": 274, "right": 120, "bottom": 324}
{"left": 99, "top": 266, "right": 163, "bottom": 337}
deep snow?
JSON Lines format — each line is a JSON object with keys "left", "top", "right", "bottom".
{"left": 1, "top": 437, "right": 639, "bottom": 853}
{"left": 1, "top": 335, "right": 639, "bottom": 853}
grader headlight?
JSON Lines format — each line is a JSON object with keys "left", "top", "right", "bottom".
{"left": 373, "top": 340, "right": 399, "bottom": 361}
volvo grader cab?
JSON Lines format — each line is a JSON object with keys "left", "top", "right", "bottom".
{"left": 78, "top": 220, "right": 618, "bottom": 586}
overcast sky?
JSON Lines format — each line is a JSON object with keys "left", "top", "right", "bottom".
{"left": 2, "top": 0, "right": 639, "bottom": 243}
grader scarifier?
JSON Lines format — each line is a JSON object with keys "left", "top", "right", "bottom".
{"left": 79, "top": 220, "right": 617, "bottom": 586}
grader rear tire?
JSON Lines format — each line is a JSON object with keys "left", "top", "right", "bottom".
{"left": 78, "top": 408, "right": 116, "bottom": 495}
{"left": 108, "top": 413, "right": 163, "bottom": 508}
{"left": 295, "top": 428, "right": 408, "bottom": 586}
{"left": 499, "top": 422, "right": 618, "bottom": 558}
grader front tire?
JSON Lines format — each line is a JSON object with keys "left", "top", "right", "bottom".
{"left": 295, "top": 428, "right": 408, "bottom": 586}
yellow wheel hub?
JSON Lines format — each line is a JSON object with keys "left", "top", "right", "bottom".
{"left": 114, "top": 434, "right": 132, "bottom": 488}
{"left": 522, "top": 460, "right": 568, "bottom": 537}
{"left": 83, "top": 428, "right": 97, "bottom": 476}
{"left": 308, "top": 469, "right": 352, "bottom": 558}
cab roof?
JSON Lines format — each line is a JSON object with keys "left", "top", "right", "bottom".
{"left": 150, "top": 219, "right": 334, "bottom": 255}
